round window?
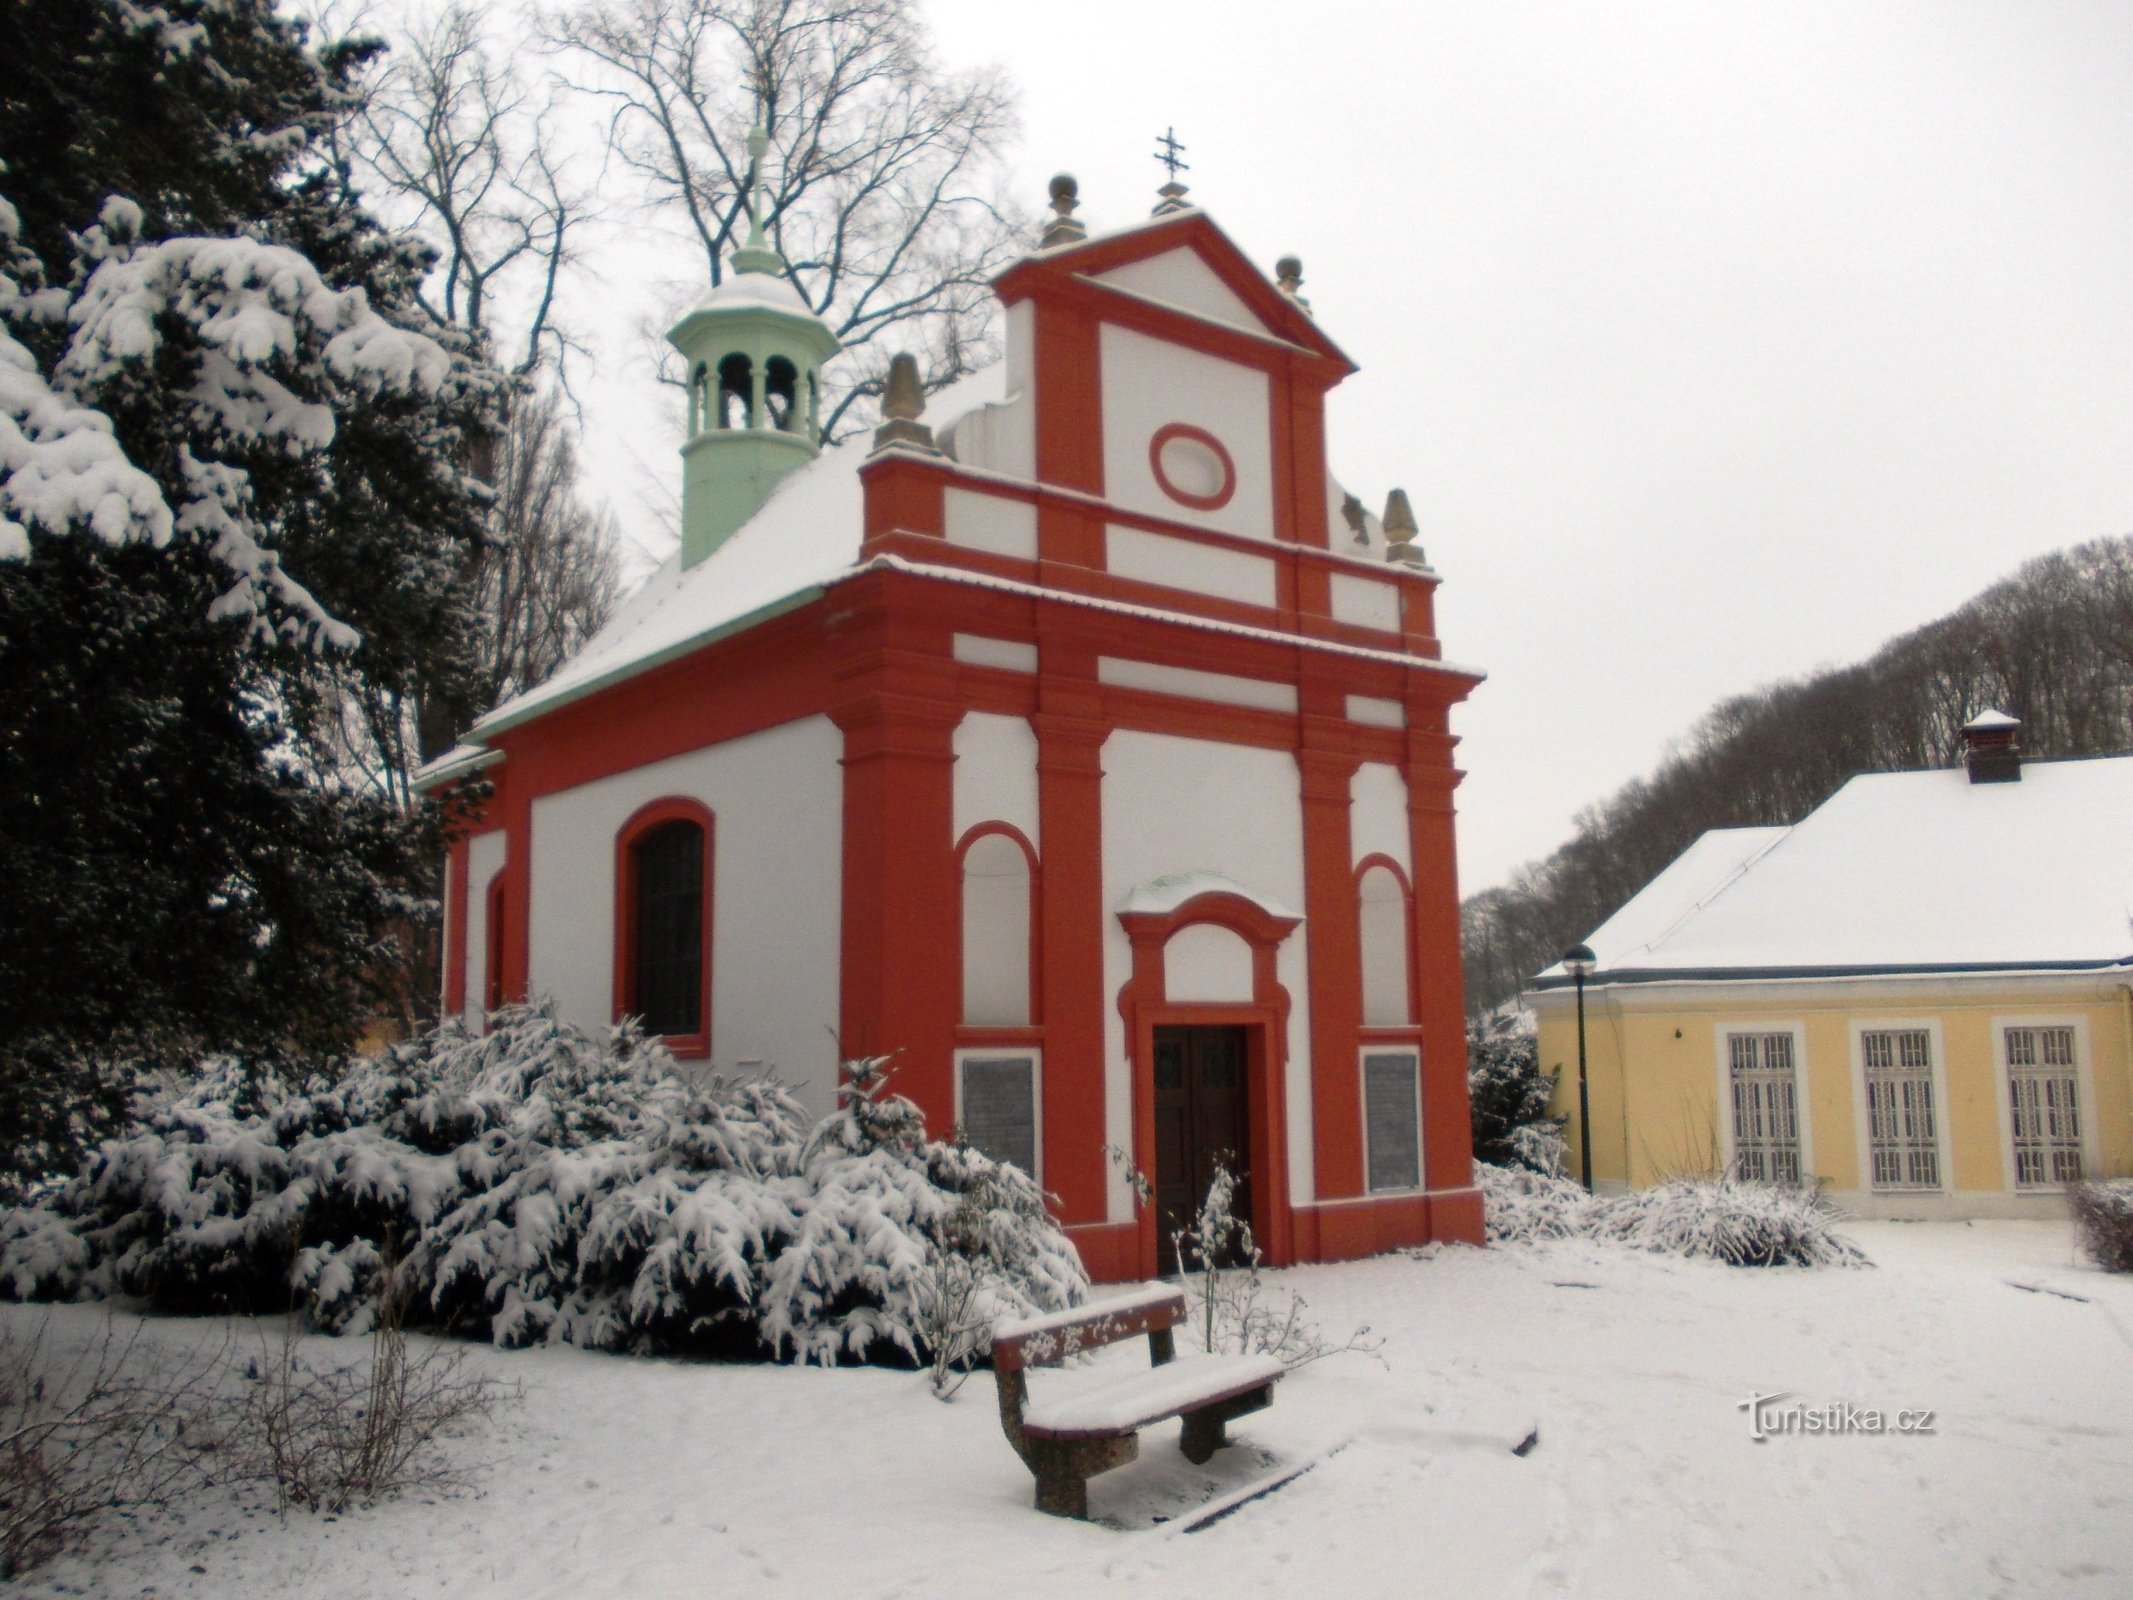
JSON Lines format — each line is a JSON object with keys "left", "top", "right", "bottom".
{"left": 1148, "top": 423, "right": 1237, "bottom": 511}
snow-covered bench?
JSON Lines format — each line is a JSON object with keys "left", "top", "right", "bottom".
{"left": 992, "top": 1284, "right": 1284, "bottom": 1518}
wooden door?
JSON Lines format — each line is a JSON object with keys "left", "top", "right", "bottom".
{"left": 1152, "top": 1024, "right": 1253, "bottom": 1270}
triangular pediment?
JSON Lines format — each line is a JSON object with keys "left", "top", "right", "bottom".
{"left": 1091, "top": 247, "right": 1267, "bottom": 336}
{"left": 994, "top": 210, "right": 1354, "bottom": 372}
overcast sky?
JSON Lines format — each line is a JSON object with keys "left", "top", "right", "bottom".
{"left": 544, "top": 0, "right": 2133, "bottom": 897}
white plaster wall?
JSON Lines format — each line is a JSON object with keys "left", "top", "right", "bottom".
{"left": 952, "top": 712, "right": 1040, "bottom": 847}
{"left": 1346, "top": 695, "right": 1404, "bottom": 730}
{"left": 1164, "top": 924, "right": 1255, "bottom": 1003}
{"left": 1351, "top": 764, "right": 1412, "bottom": 873}
{"left": 1098, "top": 324, "right": 1273, "bottom": 539}
{"left": 463, "top": 831, "right": 506, "bottom": 1031}
{"left": 1330, "top": 572, "right": 1402, "bottom": 632}
{"left": 526, "top": 716, "right": 843, "bottom": 1114}
{"left": 942, "top": 302, "right": 1035, "bottom": 478}
{"left": 1359, "top": 865, "right": 1412, "bottom": 1026}
{"left": 1098, "top": 656, "right": 1297, "bottom": 714}
{"left": 1106, "top": 524, "right": 1277, "bottom": 608}
{"left": 944, "top": 488, "right": 1036, "bottom": 560}
{"left": 952, "top": 634, "right": 1037, "bottom": 674}
{"left": 1094, "top": 249, "right": 1264, "bottom": 335}
{"left": 1102, "top": 731, "right": 1313, "bottom": 1218}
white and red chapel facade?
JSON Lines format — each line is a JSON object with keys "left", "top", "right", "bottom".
{"left": 425, "top": 172, "right": 1488, "bottom": 1282}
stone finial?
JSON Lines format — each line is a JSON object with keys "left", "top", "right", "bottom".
{"left": 1152, "top": 179, "right": 1192, "bottom": 216}
{"left": 871, "top": 353, "right": 937, "bottom": 454}
{"left": 1275, "top": 255, "right": 1312, "bottom": 316}
{"left": 1382, "top": 488, "right": 1426, "bottom": 566}
{"left": 1339, "top": 492, "right": 1368, "bottom": 545}
{"left": 1040, "top": 173, "right": 1086, "bottom": 248}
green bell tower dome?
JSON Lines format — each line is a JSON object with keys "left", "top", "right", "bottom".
{"left": 667, "top": 127, "right": 842, "bottom": 569}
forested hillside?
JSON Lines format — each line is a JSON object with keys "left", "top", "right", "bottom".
{"left": 1463, "top": 536, "right": 2133, "bottom": 1013}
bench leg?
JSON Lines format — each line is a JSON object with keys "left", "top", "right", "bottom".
{"left": 1033, "top": 1461, "right": 1088, "bottom": 1519}
{"left": 1179, "top": 1384, "right": 1274, "bottom": 1465}
{"left": 1180, "top": 1409, "right": 1227, "bottom": 1465}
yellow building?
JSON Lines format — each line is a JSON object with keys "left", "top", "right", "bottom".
{"left": 1530, "top": 716, "right": 2133, "bottom": 1217}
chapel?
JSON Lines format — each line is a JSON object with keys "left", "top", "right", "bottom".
{"left": 420, "top": 145, "right": 1488, "bottom": 1280}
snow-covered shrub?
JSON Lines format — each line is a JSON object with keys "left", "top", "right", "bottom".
{"left": 1477, "top": 1163, "right": 1867, "bottom": 1267}
{"left": 0, "top": 1009, "right": 1085, "bottom": 1364}
{"left": 758, "top": 1058, "right": 1086, "bottom": 1367}
{"left": 1592, "top": 1180, "right": 1869, "bottom": 1268}
{"left": 1476, "top": 1162, "right": 1597, "bottom": 1245}
{"left": 1467, "top": 1011, "right": 1564, "bottom": 1173}
{"left": 2069, "top": 1180, "right": 2133, "bottom": 1273}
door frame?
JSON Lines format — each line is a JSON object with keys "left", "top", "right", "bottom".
{"left": 1118, "top": 890, "right": 1300, "bottom": 1278}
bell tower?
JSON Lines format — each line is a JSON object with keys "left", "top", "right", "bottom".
{"left": 667, "top": 127, "right": 842, "bottom": 569}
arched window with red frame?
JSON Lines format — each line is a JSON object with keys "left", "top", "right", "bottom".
{"left": 614, "top": 799, "right": 714, "bottom": 1056}
{"left": 957, "top": 823, "right": 1039, "bottom": 1027}
{"left": 1356, "top": 856, "right": 1415, "bottom": 1027}
{"left": 483, "top": 874, "right": 507, "bottom": 1019}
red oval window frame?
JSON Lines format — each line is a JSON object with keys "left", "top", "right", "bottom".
{"left": 1148, "top": 423, "right": 1237, "bottom": 512}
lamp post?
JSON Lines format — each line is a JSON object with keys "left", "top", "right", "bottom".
{"left": 1561, "top": 944, "right": 1596, "bottom": 1194}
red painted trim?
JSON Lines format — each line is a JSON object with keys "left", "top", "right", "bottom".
{"left": 993, "top": 211, "right": 1354, "bottom": 372}
{"left": 1033, "top": 699, "right": 1109, "bottom": 1228}
{"left": 1117, "top": 891, "right": 1302, "bottom": 1274}
{"left": 953, "top": 821, "right": 1043, "bottom": 1026}
{"left": 1147, "top": 423, "right": 1237, "bottom": 512}
{"left": 1405, "top": 754, "right": 1477, "bottom": 1197}
{"left": 611, "top": 796, "right": 716, "bottom": 1060}
{"left": 443, "top": 835, "right": 471, "bottom": 1018}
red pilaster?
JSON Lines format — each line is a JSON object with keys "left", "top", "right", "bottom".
{"left": 1299, "top": 725, "right": 1365, "bottom": 1201}
{"left": 1032, "top": 642, "right": 1109, "bottom": 1227}
{"left": 831, "top": 581, "right": 962, "bottom": 1130}
{"left": 1405, "top": 701, "right": 1480, "bottom": 1239}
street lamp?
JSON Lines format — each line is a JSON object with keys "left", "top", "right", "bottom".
{"left": 1561, "top": 943, "right": 1596, "bottom": 1194}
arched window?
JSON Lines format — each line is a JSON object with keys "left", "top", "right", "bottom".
{"left": 483, "top": 875, "right": 507, "bottom": 1019}
{"left": 765, "top": 356, "right": 798, "bottom": 432}
{"left": 960, "top": 827, "right": 1035, "bottom": 1026}
{"left": 717, "top": 353, "right": 753, "bottom": 430}
{"left": 1357, "top": 859, "right": 1413, "bottom": 1027}
{"left": 616, "top": 802, "right": 713, "bottom": 1053}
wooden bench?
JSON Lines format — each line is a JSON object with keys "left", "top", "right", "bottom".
{"left": 992, "top": 1284, "right": 1284, "bottom": 1519}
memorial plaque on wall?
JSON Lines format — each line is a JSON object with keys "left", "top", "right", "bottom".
{"left": 1364, "top": 1052, "right": 1421, "bottom": 1192}
{"left": 961, "top": 1056, "right": 1036, "bottom": 1177}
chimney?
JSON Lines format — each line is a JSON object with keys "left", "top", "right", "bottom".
{"left": 1961, "top": 709, "right": 2022, "bottom": 784}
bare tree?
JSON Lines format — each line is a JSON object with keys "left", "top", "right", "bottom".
{"left": 547, "top": 0, "right": 1026, "bottom": 438}
{"left": 481, "top": 384, "right": 625, "bottom": 707}
{"left": 342, "top": 2, "right": 592, "bottom": 382}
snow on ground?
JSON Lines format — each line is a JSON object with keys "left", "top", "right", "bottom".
{"left": 15, "top": 1220, "right": 2130, "bottom": 1599}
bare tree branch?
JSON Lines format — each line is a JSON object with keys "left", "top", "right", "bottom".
{"left": 545, "top": 0, "right": 1028, "bottom": 440}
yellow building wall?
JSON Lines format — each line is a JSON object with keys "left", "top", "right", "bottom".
{"left": 1533, "top": 978, "right": 2133, "bottom": 1207}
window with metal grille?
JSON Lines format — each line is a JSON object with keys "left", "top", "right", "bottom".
{"left": 1861, "top": 1029, "right": 1939, "bottom": 1190}
{"left": 1362, "top": 1050, "right": 1422, "bottom": 1193}
{"left": 630, "top": 819, "right": 704, "bottom": 1038}
{"left": 1726, "top": 1032, "right": 1801, "bottom": 1185}
{"left": 959, "top": 1054, "right": 1038, "bottom": 1179}
{"left": 2005, "top": 1026, "right": 2083, "bottom": 1187}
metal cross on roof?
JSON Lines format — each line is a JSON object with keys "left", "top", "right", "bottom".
{"left": 1154, "top": 127, "right": 1190, "bottom": 181}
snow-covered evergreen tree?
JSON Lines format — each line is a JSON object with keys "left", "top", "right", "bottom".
{"left": 0, "top": 0, "right": 499, "bottom": 1190}
{"left": 1467, "top": 1010, "right": 1565, "bottom": 1173}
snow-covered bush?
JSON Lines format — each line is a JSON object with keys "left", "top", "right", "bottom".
{"left": 1477, "top": 1163, "right": 1868, "bottom": 1267}
{"left": 1475, "top": 1163, "right": 1596, "bottom": 1245}
{"left": 1467, "top": 1011, "right": 1564, "bottom": 1173}
{"left": 0, "top": 1008, "right": 1085, "bottom": 1364}
{"left": 2069, "top": 1180, "right": 2133, "bottom": 1273}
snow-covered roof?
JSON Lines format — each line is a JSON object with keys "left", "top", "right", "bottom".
{"left": 1536, "top": 755, "right": 2133, "bottom": 985}
{"left": 470, "top": 354, "right": 1465, "bottom": 740}
{"left": 1963, "top": 707, "right": 2021, "bottom": 732}
{"left": 688, "top": 271, "right": 815, "bottom": 314}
